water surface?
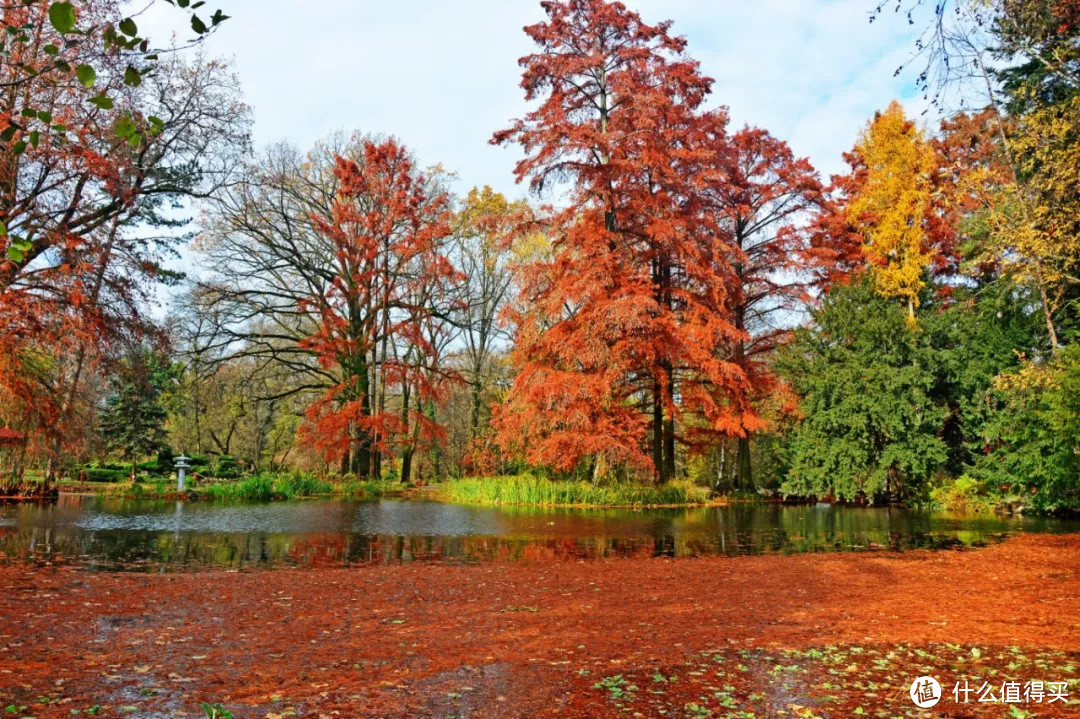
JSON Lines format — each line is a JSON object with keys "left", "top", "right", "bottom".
{"left": 0, "top": 495, "right": 1075, "bottom": 571}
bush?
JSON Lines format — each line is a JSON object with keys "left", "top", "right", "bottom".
{"left": 83, "top": 467, "right": 128, "bottom": 482}
{"left": 155, "top": 447, "right": 175, "bottom": 473}
{"left": 213, "top": 454, "right": 240, "bottom": 479}
{"left": 187, "top": 454, "right": 210, "bottom": 467}
{"left": 929, "top": 475, "right": 1003, "bottom": 514}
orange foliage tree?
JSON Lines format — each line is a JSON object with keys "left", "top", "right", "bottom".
{"left": 492, "top": 0, "right": 762, "bottom": 482}
{"left": 0, "top": 1, "right": 246, "bottom": 478}
{"left": 697, "top": 118, "right": 825, "bottom": 488}
{"left": 300, "top": 139, "right": 459, "bottom": 478}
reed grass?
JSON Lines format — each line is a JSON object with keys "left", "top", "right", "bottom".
{"left": 438, "top": 474, "right": 712, "bottom": 507}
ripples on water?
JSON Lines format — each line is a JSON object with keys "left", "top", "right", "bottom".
{"left": 0, "top": 495, "right": 1076, "bottom": 571}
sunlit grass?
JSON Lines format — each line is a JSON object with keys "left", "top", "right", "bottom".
{"left": 438, "top": 474, "right": 712, "bottom": 507}
{"left": 98, "top": 472, "right": 401, "bottom": 502}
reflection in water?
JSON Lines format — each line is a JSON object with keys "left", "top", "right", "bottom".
{"left": 0, "top": 495, "right": 1076, "bottom": 572}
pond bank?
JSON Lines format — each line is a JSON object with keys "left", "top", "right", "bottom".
{"left": 1, "top": 533, "right": 1078, "bottom": 717}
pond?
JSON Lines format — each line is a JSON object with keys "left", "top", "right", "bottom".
{"left": 1, "top": 495, "right": 1077, "bottom": 571}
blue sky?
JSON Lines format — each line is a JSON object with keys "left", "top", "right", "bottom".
{"left": 144, "top": 0, "right": 930, "bottom": 198}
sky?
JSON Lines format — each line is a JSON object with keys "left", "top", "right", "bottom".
{"left": 142, "top": 0, "right": 933, "bottom": 202}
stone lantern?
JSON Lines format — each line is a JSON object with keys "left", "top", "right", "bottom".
{"left": 175, "top": 455, "right": 191, "bottom": 493}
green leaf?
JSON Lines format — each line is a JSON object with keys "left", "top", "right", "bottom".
{"left": 114, "top": 116, "right": 136, "bottom": 138}
{"left": 75, "top": 64, "right": 95, "bottom": 87}
{"left": 0, "top": 126, "right": 15, "bottom": 142}
{"left": 123, "top": 66, "right": 141, "bottom": 87}
{"left": 118, "top": 18, "right": 137, "bottom": 37}
{"left": 211, "top": 9, "right": 229, "bottom": 25}
{"left": 190, "top": 14, "right": 207, "bottom": 34}
{"left": 0, "top": 221, "right": 7, "bottom": 236}
{"left": 88, "top": 94, "right": 114, "bottom": 110}
{"left": 43, "top": 43, "right": 59, "bottom": 56}
{"left": 6, "top": 245, "right": 24, "bottom": 262}
{"left": 37, "top": 110, "right": 52, "bottom": 123}
{"left": 20, "top": 108, "right": 37, "bottom": 118}
{"left": 29, "top": 130, "right": 39, "bottom": 148}
{"left": 12, "top": 140, "right": 26, "bottom": 155}
{"left": 48, "top": 2, "right": 76, "bottom": 34}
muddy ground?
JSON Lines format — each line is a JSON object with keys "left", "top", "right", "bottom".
{"left": 1, "top": 533, "right": 1079, "bottom": 718}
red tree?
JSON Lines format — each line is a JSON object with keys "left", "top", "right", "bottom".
{"left": 301, "top": 139, "right": 458, "bottom": 478}
{"left": 0, "top": 2, "right": 246, "bottom": 480}
{"left": 697, "top": 115, "right": 825, "bottom": 487}
{"left": 492, "top": 0, "right": 759, "bottom": 482}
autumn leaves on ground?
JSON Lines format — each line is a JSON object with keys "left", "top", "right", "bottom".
{"left": 1, "top": 534, "right": 1079, "bottom": 718}
{"left": 5, "top": 0, "right": 1080, "bottom": 718}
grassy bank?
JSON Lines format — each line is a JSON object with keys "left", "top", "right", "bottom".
{"left": 100, "top": 472, "right": 401, "bottom": 502}
{"left": 437, "top": 474, "right": 712, "bottom": 507}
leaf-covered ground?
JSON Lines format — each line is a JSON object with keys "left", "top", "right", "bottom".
{"left": 1, "top": 533, "right": 1079, "bottom": 717}
{"left": 578, "top": 643, "right": 1079, "bottom": 718}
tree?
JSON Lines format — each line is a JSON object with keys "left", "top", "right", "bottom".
{"left": 778, "top": 276, "right": 948, "bottom": 502}
{"left": 0, "top": 23, "right": 249, "bottom": 479}
{"left": 974, "top": 342, "right": 1080, "bottom": 512}
{"left": 846, "top": 101, "right": 938, "bottom": 320}
{"left": 452, "top": 187, "right": 526, "bottom": 441}
{"left": 878, "top": 0, "right": 1080, "bottom": 349}
{"left": 492, "top": 0, "right": 758, "bottom": 482}
{"left": 199, "top": 135, "right": 458, "bottom": 479}
{"left": 100, "top": 349, "right": 172, "bottom": 482}
{"left": 1, "top": 0, "right": 229, "bottom": 158}
{"left": 699, "top": 119, "right": 824, "bottom": 488}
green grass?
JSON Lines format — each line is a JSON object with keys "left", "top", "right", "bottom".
{"left": 438, "top": 474, "right": 712, "bottom": 507}
{"left": 99, "top": 472, "right": 402, "bottom": 502}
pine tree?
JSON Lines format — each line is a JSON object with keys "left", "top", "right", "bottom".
{"left": 100, "top": 351, "right": 172, "bottom": 482}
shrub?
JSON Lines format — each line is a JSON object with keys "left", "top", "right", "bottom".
{"left": 929, "top": 475, "right": 1003, "bottom": 514}
{"left": 213, "top": 454, "right": 240, "bottom": 479}
{"left": 83, "top": 468, "right": 128, "bottom": 482}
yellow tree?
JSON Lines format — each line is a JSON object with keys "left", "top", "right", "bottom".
{"left": 848, "top": 101, "right": 936, "bottom": 320}
{"left": 986, "top": 93, "right": 1080, "bottom": 350}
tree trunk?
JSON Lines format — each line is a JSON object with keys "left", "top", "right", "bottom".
{"left": 736, "top": 436, "right": 753, "bottom": 491}
{"left": 399, "top": 377, "right": 412, "bottom": 484}
{"left": 652, "top": 378, "right": 665, "bottom": 483}
{"left": 401, "top": 448, "right": 413, "bottom": 485}
{"left": 425, "top": 396, "right": 440, "bottom": 481}
{"left": 470, "top": 380, "right": 483, "bottom": 439}
{"left": 663, "top": 416, "right": 676, "bottom": 482}
{"left": 352, "top": 359, "right": 372, "bottom": 477}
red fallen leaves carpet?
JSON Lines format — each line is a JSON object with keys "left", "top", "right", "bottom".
{"left": 1, "top": 533, "right": 1079, "bottom": 718}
